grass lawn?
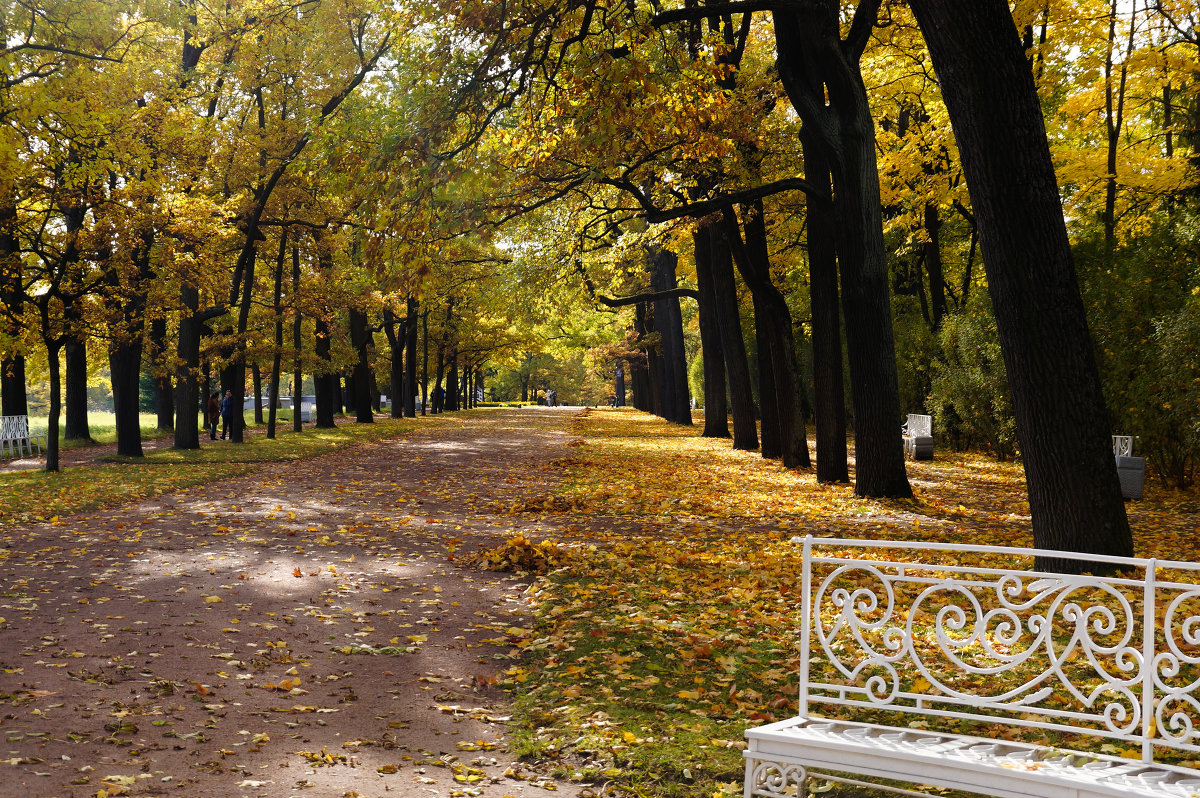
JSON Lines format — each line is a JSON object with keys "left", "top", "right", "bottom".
{"left": 0, "top": 414, "right": 435, "bottom": 527}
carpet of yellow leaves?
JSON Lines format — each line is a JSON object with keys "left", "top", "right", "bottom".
{"left": 505, "top": 408, "right": 1200, "bottom": 798}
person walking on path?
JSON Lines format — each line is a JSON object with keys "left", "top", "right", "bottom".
{"left": 219, "top": 389, "right": 235, "bottom": 440}
{"left": 206, "top": 391, "right": 221, "bottom": 440}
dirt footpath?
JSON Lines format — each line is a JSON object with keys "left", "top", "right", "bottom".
{"left": 0, "top": 409, "right": 595, "bottom": 798}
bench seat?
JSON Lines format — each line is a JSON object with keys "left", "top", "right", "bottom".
{"left": 746, "top": 717, "right": 1200, "bottom": 798}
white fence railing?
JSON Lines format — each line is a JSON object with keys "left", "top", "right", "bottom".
{"left": 798, "top": 536, "right": 1200, "bottom": 764}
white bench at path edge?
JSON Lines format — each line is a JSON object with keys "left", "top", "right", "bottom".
{"left": 901, "top": 413, "right": 933, "bottom": 460}
{"left": 744, "top": 536, "right": 1200, "bottom": 798}
{"left": 0, "top": 415, "right": 45, "bottom": 459}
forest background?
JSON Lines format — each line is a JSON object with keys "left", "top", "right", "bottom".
{"left": 1, "top": 0, "right": 1197, "bottom": 493}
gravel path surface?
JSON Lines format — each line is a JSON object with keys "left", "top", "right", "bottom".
{"left": 0, "top": 408, "right": 596, "bottom": 798}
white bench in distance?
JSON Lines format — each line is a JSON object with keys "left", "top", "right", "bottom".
{"left": 0, "top": 415, "right": 45, "bottom": 459}
{"left": 901, "top": 413, "right": 933, "bottom": 460}
{"left": 744, "top": 536, "right": 1200, "bottom": 798}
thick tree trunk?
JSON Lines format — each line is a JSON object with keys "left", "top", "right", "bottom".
{"left": 908, "top": 0, "right": 1132, "bottom": 565}
{"left": 404, "top": 297, "right": 418, "bottom": 418}
{"left": 314, "top": 315, "right": 337, "bottom": 428}
{"left": 313, "top": 238, "right": 337, "bottom": 429}
{"left": 1, "top": 196, "right": 28, "bottom": 418}
{"left": 707, "top": 224, "right": 758, "bottom": 450}
{"left": 692, "top": 227, "right": 730, "bottom": 437}
{"left": 110, "top": 337, "right": 145, "bottom": 457}
{"left": 149, "top": 317, "right": 173, "bottom": 431}
{"left": 1, "top": 355, "right": 27, "bottom": 418}
{"left": 774, "top": 3, "right": 909, "bottom": 497}
{"left": 650, "top": 249, "right": 692, "bottom": 425}
{"left": 349, "top": 307, "right": 374, "bottom": 423}
{"left": 752, "top": 299, "right": 782, "bottom": 459}
{"left": 726, "top": 205, "right": 811, "bottom": 467}
{"left": 173, "top": 284, "right": 203, "bottom": 450}
{"left": 831, "top": 114, "right": 911, "bottom": 497}
{"left": 64, "top": 338, "right": 91, "bottom": 442}
{"left": 805, "top": 142, "right": 849, "bottom": 483}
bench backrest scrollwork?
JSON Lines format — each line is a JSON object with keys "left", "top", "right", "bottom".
{"left": 0, "top": 415, "right": 31, "bottom": 440}
{"left": 798, "top": 536, "right": 1200, "bottom": 766}
{"left": 903, "top": 414, "right": 932, "bottom": 438}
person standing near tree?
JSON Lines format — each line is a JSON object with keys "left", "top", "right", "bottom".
{"left": 206, "top": 391, "right": 221, "bottom": 441}
{"left": 219, "top": 389, "right": 235, "bottom": 440}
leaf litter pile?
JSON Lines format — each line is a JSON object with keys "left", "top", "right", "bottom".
{"left": 492, "top": 408, "right": 1200, "bottom": 798}
{"left": 2, "top": 407, "right": 1198, "bottom": 798}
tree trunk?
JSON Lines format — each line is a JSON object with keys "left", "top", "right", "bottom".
{"left": 251, "top": 362, "right": 264, "bottom": 425}
{"left": 313, "top": 238, "right": 337, "bottom": 429}
{"left": 752, "top": 298, "right": 782, "bottom": 459}
{"left": 446, "top": 349, "right": 459, "bottom": 412}
{"left": 404, "top": 297, "right": 418, "bottom": 418}
{"left": 110, "top": 337, "right": 145, "bottom": 457}
{"left": 774, "top": 2, "right": 910, "bottom": 497}
{"left": 692, "top": 226, "right": 730, "bottom": 438}
{"left": 348, "top": 307, "right": 374, "bottom": 423}
{"left": 805, "top": 140, "right": 849, "bottom": 483}
{"left": 149, "top": 317, "right": 173, "bottom": 431}
{"left": 631, "top": 304, "right": 652, "bottom": 413}
{"left": 650, "top": 248, "right": 693, "bottom": 425}
{"left": 0, "top": 196, "right": 28, "bottom": 417}
{"left": 433, "top": 340, "right": 446, "bottom": 414}
{"left": 925, "top": 203, "right": 948, "bottom": 329}
{"left": 267, "top": 229, "right": 286, "bottom": 439}
{"left": 384, "top": 308, "right": 405, "bottom": 419}
{"left": 45, "top": 341, "right": 62, "bottom": 472}
{"left": 173, "top": 283, "right": 203, "bottom": 450}
{"left": 64, "top": 338, "right": 91, "bottom": 442}
{"left": 908, "top": 0, "right": 1133, "bottom": 565}
{"left": 291, "top": 243, "right": 303, "bottom": 433}
{"left": 106, "top": 230, "right": 154, "bottom": 458}
{"left": 707, "top": 223, "right": 759, "bottom": 450}
{"left": 615, "top": 365, "right": 626, "bottom": 407}
{"left": 1, "top": 355, "right": 27, "bottom": 418}
{"left": 421, "top": 308, "right": 429, "bottom": 415}
{"left": 725, "top": 205, "right": 811, "bottom": 467}
{"left": 314, "top": 314, "right": 337, "bottom": 428}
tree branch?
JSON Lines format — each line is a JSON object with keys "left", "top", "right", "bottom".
{"left": 595, "top": 288, "right": 700, "bottom": 307}
{"left": 605, "top": 177, "right": 830, "bottom": 223}
{"left": 843, "top": 0, "right": 882, "bottom": 63}
{"left": 653, "top": 2, "right": 783, "bottom": 26}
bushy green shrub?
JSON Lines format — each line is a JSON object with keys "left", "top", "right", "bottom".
{"left": 928, "top": 304, "right": 1018, "bottom": 460}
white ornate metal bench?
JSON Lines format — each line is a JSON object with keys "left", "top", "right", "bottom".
{"left": 744, "top": 536, "right": 1200, "bottom": 798}
{"left": 901, "top": 413, "right": 933, "bottom": 460}
{"left": 0, "top": 415, "right": 45, "bottom": 459}
{"left": 1112, "top": 435, "right": 1146, "bottom": 500}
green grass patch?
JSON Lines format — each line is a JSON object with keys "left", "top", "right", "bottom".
{"left": 1, "top": 416, "right": 429, "bottom": 526}
{"left": 27, "top": 412, "right": 169, "bottom": 449}
{"left": 0, "top": 462, "right": 257, "bottom": 527}
{"left": 114, "top": 416, "right": 419, "bottom": 465}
